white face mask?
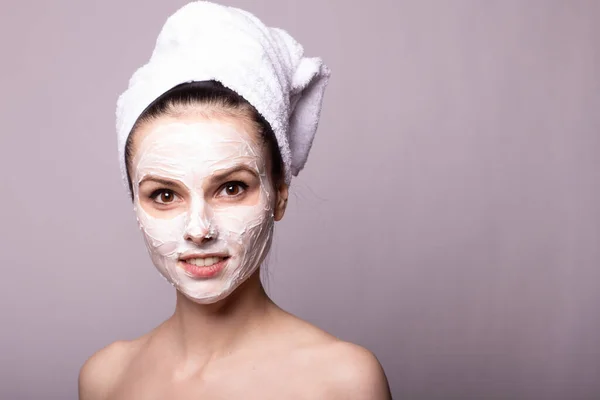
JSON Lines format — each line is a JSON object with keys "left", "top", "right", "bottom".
{"left": 131, "top": 119, "right": 274, "bottom": 304}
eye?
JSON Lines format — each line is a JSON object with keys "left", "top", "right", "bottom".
{"left": 150, "top": 189, "right": 179, "bottom": 205}
{"left": 217, "top": 181, "right": 248, "bottom": 198}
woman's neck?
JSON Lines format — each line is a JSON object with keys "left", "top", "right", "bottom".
{"left": 163, "top": 270, "right": 276, "bottom": 364}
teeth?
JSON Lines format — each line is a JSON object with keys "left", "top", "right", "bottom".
{"left": 186, "top": 257, "right": 223, "bottom": 267}
{"left": 191, "top": 258, "right": 205, "bottom": 267}
{"left": 208, "top": 257, "right": 223, "bottom": 266}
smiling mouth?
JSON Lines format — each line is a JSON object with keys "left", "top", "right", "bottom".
{"left": 178, "top": 255, "right": 230, "bottom": 279}
{"left": 182, "top": 256, "right": 227, "bottom": 267}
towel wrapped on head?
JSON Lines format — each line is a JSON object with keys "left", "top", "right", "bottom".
{"left": 116, "top": 0, "right": 331, "bottom": 194}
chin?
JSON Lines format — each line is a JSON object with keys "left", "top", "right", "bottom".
{"left": 179, "top": 285, "right": 235, "bottom": 304}
{"left": 174, "top": 269, "right": 251, "bottom": 305}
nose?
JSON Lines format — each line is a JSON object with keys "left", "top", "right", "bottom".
{"left": 183, "top": 198, "right": 216, "bottom": 244}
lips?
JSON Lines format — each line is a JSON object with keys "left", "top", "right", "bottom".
{"left": 184, "top": 256, "right": 225, "bottom": 267}
{"left": 178, "top": 255, "right": 230, "bottom": 279}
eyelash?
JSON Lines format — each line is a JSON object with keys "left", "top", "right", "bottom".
{"left": 217, "top": 181, "right": 249, "bottom": 198}
{"left": 149, "top": 189, "right": 179, "bottom": 205}
{"left": 147, "top": 181, "right": 249, "bottom": 205}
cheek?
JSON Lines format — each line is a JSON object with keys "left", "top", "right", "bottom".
{"left": 136, "top": 205, "right": 187, "bottom": 256}
{"left": 215, "top": 206, "right": 263, "bottom": 233}
{"left": 214, "top": 199, "right": 272, "bottom": 245}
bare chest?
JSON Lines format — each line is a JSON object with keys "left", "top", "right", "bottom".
{"left": 108, "top": 357, "right": 331, "bottom": 400}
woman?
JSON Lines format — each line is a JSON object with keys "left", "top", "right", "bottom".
{"left": 79, "top": 2, "right": 391, "bottom": 399}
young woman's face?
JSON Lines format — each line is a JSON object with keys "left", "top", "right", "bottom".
{"left": 129, "top": 114, "right": 279, "bottom": 304}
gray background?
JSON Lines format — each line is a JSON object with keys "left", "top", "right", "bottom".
{"left": 1, "top": 0, "right": 599, "bottom": 399}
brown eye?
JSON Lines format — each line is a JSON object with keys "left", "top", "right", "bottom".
{"left": 218, "top": 181, "right": 248, "bottom": 198}
{"left": 225, "top": 184, "right": 240, "bottom": 196}
{"left": 151, "top": 189, "right": 177, "bottom": 204}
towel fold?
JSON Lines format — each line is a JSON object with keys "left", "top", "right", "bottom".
{"left": 116, "top": 0, "right": 331, "bottom": 191}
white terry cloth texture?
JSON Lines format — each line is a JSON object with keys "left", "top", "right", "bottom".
{"left": 116, "top": 0, "right": 331, "bottom": 193}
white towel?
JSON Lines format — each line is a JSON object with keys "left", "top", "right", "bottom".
{"left": 116, "top": 0, "right": 331, "bottom": 192}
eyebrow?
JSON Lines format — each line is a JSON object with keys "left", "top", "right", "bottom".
{"left": 138, "top": 175, "right": 182, "bottom": 188}
{"left": 137, "top": 166, "right": 258, "bottom": 188}
{"left": 210, "top": 165, "right": 259, "bottom": 182}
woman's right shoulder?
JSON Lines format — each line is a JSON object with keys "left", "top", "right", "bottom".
{"left": 78, "top": 338, "right": 146, "bottom": 400}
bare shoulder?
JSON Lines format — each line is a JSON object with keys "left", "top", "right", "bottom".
{"left": 78, "top": 338, "right": 146, "bottom": 400}
{"left": 310, "top": 340, "right": 392, "bottom": 400}
{"left": 276, "top": 313, "right": 391, "bottom": 399}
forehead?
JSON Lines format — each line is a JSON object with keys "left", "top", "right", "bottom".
{"left": 132, "top": 114, "right": 264, "bottom": 167}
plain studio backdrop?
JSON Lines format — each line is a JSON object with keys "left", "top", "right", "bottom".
{"left": 1, "top": 1, "right": 599, "bottom": 399}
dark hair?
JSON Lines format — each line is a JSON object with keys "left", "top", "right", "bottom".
{"left": 124, "top": 80, "right": 284, "bottom": 199}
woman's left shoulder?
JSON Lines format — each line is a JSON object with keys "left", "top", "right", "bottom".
{"left": 276, "top": 313, "right": 391, "bottom": 399}
{"left": 310, "top": 340, "right": 392, "bottom": 399}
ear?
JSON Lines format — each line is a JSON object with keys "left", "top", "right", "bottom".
{"left": 274, "top": 183, "right": 289, "bottom": 221}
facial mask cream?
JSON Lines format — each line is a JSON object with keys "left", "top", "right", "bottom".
{"left": 131, "top": 120, "right": 274, "bottom": 304}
